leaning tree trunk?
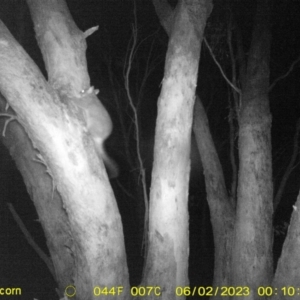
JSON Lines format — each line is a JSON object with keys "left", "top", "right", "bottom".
{"left": 142, "top": 0, "right": 212, "bottom": 298}
{"left": 153, "top": 0, "right": 235, "bottom": 290}
{"left": 0, "top": 0, "right": 130, "bottom": 298}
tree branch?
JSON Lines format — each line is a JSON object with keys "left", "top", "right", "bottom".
{"left": 7, "top": 202, "right": 56, "bottom": 280}
{"left": 274, "top": 118, "right": 300, "bottom": 211}
{"left": 124, "top": 1, "right": 149, "bottom": 260}
{"left": 204, "top": 37, "right": 241, "bottom": 94}
{"left": 269, "top": 55, "right": 300, "bottom": 91}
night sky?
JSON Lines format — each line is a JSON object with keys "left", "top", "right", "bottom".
{"left": 0, "top": 1, "right": 300, "bottom": 299}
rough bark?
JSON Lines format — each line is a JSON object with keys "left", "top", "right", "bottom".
{"left": 193, "top": 97, "right": 235, "bottom": 287}
{"left": 154, "top": 0, "right": 234, "bottom": 289}
{"left": 0, "top": 94, "right": 73, "bottom": 297}
{"left": 0, "top": 1, "right": 129, "bottom": 298}
{"left": 232, "top": 0, "right": 273, "bottom": 296}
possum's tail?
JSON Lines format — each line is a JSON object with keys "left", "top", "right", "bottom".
{"left": 94, "top": 137, "right": 119, "bottom": 178}
{"left": 102, "top": 151, "right": 119, "bottom": 178}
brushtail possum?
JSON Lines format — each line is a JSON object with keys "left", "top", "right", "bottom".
{"left": 72, "top": 87, "right": 119, "bottom": 178}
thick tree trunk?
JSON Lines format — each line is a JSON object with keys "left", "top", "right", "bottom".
{"left": 232, "top": 0, "right": 273, "bottom": 297}
{"left": 0, "top": 94, "right": 73, "bottom": 296}
{"left": 154, "top": 0, "right": 234, "bottom": 290}
{"left": 193, "top": 97, "right": 235, "bottom": 288}
{"left": 0, "top": 1, "right": 129, "bottom": 298}
{"left": 144, "top": 0, "right": 212, "bottom": 298}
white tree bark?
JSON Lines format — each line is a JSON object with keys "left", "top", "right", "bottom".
{"left": 144, "top": 0, "right": 212, "bottom": 297}
{"left": 0, "top": 1, "right": 129, "bottom": 298}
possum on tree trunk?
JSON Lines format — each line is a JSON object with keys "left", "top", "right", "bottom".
{"left": 72, "top": 87, "right": 119, "bottom": 178}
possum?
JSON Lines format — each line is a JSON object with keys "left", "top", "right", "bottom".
{"left": 72, "top": 87, "right": 119, "bottom": 178}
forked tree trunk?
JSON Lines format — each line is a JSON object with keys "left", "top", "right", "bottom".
{"left": 0, "top": 1, "right": 129, "bottom": 299}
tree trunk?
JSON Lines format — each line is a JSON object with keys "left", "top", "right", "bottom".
{"left": 232, "top": 0, "right": 273, "bottom": 297}
{"left": 0, "top": 0, "right": 129, "bottom": 298}
{"left": 0, "top": 94, "right": 73, "bottom": 295}
{"left": 193, "top": 97, "right": 235, "bottom": 288}
{"left": 153, "top": 0, "right": 234, "bottom": 291}
{"left": 143, "top": 0, "right": 212, "bottom": 298}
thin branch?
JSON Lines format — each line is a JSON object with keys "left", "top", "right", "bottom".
{"left": 269, "top": 55, "right": 300, "bottom": 91}
{"left": 274, "top": 118, "right": 300, "bottom": 211}
{"left": 0, "top": 113, "right": 18, "bottom": 136}
{"left": 228, "top": 96, "right": 237, "bottom": 208}
{"left": 227, "top": 14, "right": 238, "bottom": 206}
{"left": 7, "top": 202, "right": 56, "bottom": 280}
{"left": 124, "top": 1, "right": 149, "bottom": 260}
{"left": 204, "top": 37, "right": 241, "bottom": 94}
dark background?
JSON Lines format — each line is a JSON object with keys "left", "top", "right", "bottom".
{"left": 0, "top": 1, "right": 300, "bottom": 299}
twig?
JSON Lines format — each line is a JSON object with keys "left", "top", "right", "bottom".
{"left": 7, "top": 202, "right": 56, "bottom": 280}
{"left": 0, "top": 113, "right": 18, "bottom": 136}
{"left": 274, "top": 118, "right": 300, "bottom": 211}
{"left": 124, "top": 1, "right": 149, "bottom": 261}
{"left": 269, "top": 55, "right": 300, "bottom": 91}
{"left": 204, "top": 37, "right": 241, "bottom": 95}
